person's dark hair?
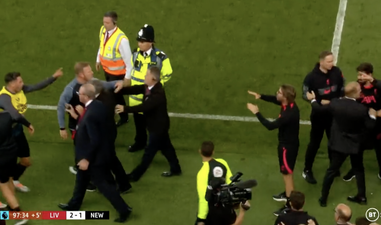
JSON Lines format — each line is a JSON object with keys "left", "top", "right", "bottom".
{"left": 4, "top": 72, "right": 21, "bottom": 84}
{"left": 289, "top": 191, "right": 305, "bottom": 210}
{"left": 355, "top": 217, "right": 370, "bottom": 225}
{"left": 104, "top": 11, "right": 118, "bottom": 23}
{"left": 356, "top": 63, "right": 373, "bottom": 75}
{"left": 200, "top": 141, "right": 214, "bottom": 157}
{"left": 319, "top": 50, "right": 333, "bottom": 60}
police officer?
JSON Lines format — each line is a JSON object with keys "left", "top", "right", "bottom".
{"left": 127, "top": 24, "right": 173, "bottom": 152}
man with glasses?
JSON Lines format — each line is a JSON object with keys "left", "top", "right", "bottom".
{"left": 126, "top": 24, "right": 173, "bottom": 153}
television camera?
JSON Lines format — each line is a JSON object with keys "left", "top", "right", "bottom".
{"left": 206, "top": 172, "right": 257, "bottom": 207}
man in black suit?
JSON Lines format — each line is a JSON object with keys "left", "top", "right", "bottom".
{"left": 59, "top": 83, "right": 132, "bottom": 223}
{"left": 88, "top": 79, "right": 132, "bottom": 194}
{"left": 306, "top": 82, "right": 377, "bottom": 207}
{"left": 115, "top": 66, "right": 181, "bottom": 182}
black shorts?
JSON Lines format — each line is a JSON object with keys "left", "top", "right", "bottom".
{"left": 278, "top": 145, "right": 298, "bottom": 175}
{"left": 15, "top": 131, "right": 30, "bottom": 158}
{"left": 0, "top": 157, "right": 17, "bottom": 183}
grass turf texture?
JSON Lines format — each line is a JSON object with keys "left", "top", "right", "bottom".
{"left": 1, "top": 0, "right": 381, "bottom": 224}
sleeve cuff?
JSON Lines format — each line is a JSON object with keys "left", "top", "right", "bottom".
{"left": 311, "top": 99, "right": 316, "bottom": 103}
{"left": 369, "top": 113, "right": 376, "bottom": 120}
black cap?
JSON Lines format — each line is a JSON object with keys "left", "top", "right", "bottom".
{"left": 137, "top": 24, "right": 155, "bottom": 42}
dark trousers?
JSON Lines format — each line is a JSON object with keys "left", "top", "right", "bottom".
{"left": 346, "top": 139, "right": 381, "bottom": 175}
{"left": 110, "top": 154, "right": 131, "bottom": 190}
{"left": 133, "top": 112, "right": 147, "bottom": 147}
{"left": 68, "top": 166, "right": 131, "bottom": 214}
{"left": 321, "top": 150, "right": 366, "bottom": 200}
{"left": 304, "top": 114, "right": 332, "bottom": 171}
{"left": 130, "top": 132, "right": 181, "bottom": 180}
{"left": 104, "top": 72, "right": 128, "bottom": 121}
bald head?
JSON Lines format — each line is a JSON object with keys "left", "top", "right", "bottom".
{"left": 344, "top": 81, "right": 361, "bottom": 99}
{"left": 87, "top": 79, "right": 103, "bottom": 95}
{"left": 335, "top": 203, "right": 352, "bottom": 222}
{"left": 80, "top": 83, "right": 96, "bottom": 99}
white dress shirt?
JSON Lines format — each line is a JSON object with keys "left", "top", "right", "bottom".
{"left": 85, "top": 100, "right": 93, "bottom": 108}
{"left": 143, "top": 48, "right": 152, "bottom": 57}
{"left": 96, "top": 27, "right": 133, "bottom": 79}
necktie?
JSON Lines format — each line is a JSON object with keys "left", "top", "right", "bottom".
{"left": 105, "top": 32, "right": 110, "bottom": 43}
{"left": 145, "top": 87, "right": 150, "bottom": 95}
{"left": 71, "top": 107, "right": 87, "bottom": 140}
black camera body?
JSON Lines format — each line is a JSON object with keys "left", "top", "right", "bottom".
{"left": 206, "top": 172, "right": 253, "bottom": 207}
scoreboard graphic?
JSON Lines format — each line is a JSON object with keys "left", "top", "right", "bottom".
{"left": 0, "top": 211, "right": 109, "bottom": 220}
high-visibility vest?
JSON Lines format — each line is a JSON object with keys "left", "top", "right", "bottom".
{"left": 0, "top": 86, "right": 27, "bottom": 114}
{"left": 129, "top": 47, "right": 173, "bottom": 112}
{"left": 98, "top": 26, "right": 128, "bottom": 75}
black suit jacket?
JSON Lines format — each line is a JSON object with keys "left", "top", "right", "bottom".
{"left": 312, "top": 97, "right": 376, "bottom": 154}
{"left": 120, "top": 82, "right": 170, "bottom": 134}
{"left": 74, "top": 100, "right": 113, "bottom": 166}
{"left": 96, "top": 90, "right": 117, "bottom": 141}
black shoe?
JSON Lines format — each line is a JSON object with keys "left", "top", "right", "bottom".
{"left": 58, "top": 203, "right": 79, "bottom": 211}
{"left": 114, "top": 209, "right": 132, "bottom": 223}
{"left": 272, "top": 192, "right": 287, "bottom": 202}
{"left": 343, "top": 171, "right": 355, "bottom": 182}
{"left": 273, "top": 206, "right": 290, "bottom": 216}
{"left": 116, "top": 119, "right": 128, "bottom": 127}
{"left": 302, "top": 170, "right": 317, "bottom": 184}
{"left": 86, "top": 183, "right": 96, "bottom": 192}
{"left": 347, "top": 195, "right": 367, "bottom": 205}
{"left": 128, "top": 144, "right": 145, "bottom": 153}
{"left": 119, "top": 186, "right": 132, "bottom": 194}
{"left": 318, "top": 197, "right": 327, "bottom": 207}
{"left": 161, "top": 171, "right": 182, "bottom": 177}
{"left": 127, "top": 173, "right": 139, "bottom": 182}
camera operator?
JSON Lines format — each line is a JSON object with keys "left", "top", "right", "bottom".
{"left": 195, "top": 141, "right": 233, "bottom": 224}
{"left": 203, "top": 176, "right": 252, "bottom": 225}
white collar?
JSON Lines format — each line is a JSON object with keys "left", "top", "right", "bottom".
{"left": 344, "top": 96, "right": 356, "bottom": 101}
{"left": 95, "top": 93, "right": 100, "bottom": 98}
{"left": 143, "top": 48, "right": 152, "bottom": 56}
{"left": 85, "top": 100, "right": 93, "bottom": 107}
{"left": 148, "top": 85, "right": 154, "bottom": 90}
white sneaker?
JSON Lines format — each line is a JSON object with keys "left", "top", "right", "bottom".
{"left": 15, "top": 219, "right": 28, "bottom": 225}
{"left": 0, "top": 201, "right": 7, "bottom": 208}
{"left": 378, "top": 173, "right": 381, "bottom": 180}
{"left": 13, "top": 181, "right": 30, "bottom": 192}
{"left": 69, "top": 166, "right": 77, "bottom": 175}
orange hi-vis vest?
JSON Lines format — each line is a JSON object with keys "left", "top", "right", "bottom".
{"left": 98, "top": 26, "right": 128, "bottom": 75}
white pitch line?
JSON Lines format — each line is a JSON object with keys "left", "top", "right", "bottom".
{"left": 27, "top": 104, "right": 312, "bottom": 125}
{"left": 25, "top": 1, "right": 348, "bottom": 127}
{"left": 331, "top": 0, "right": 348, "bottom": 64}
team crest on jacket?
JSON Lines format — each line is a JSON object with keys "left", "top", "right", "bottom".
{"left": 213, "top": 167, "right": 223, "bottom": 177}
